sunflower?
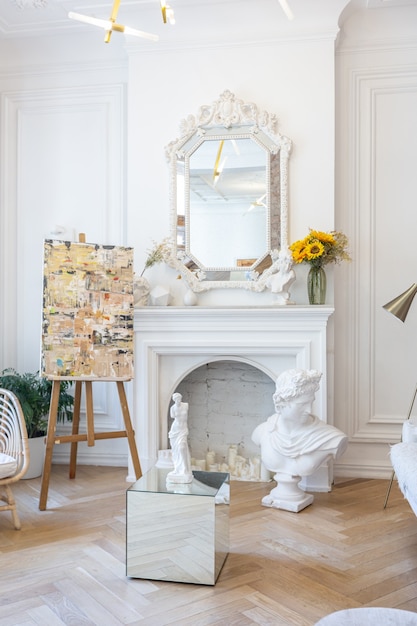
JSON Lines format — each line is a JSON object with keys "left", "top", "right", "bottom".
{"left": 290, "top": 240, "right": 308, "bottom": 264}
{"left": 309, "top": 230, "right": 336, "bottom": 245}
{"left": 289, "top": 229, "right": 351, "bottom": 269}
{"left": 305, "top": 240, "right": 325, "bottom": 260}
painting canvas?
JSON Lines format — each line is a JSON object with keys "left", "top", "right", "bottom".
{"left": 42, "top": 240, "right": 134, "bottom": 379}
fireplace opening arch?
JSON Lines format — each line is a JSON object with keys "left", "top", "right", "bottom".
{"left": 166, "top": 359, "right": 276, "bottom": 467}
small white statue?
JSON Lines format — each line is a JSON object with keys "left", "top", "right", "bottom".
{"left": 266, "top": 248, "right": 296, "bottom": 305}
{"left": 252, "top": 369, "right": 348, "bottom": 512}
{"left": 167, "top": 392, "right": 193, "bottom": 484}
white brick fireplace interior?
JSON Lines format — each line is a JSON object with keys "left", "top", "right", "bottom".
{"left": 174, "top": 359, "right": 276, "bottom": 469}
{"left": 132, "top": 306, "right": 334, "bottom": 490}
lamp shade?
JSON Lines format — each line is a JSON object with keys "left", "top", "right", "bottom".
{"left": 383, "top": 283, "right": 417, "bottom": 322}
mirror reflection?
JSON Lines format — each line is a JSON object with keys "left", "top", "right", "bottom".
{"left": 188, "top": 137, "right": 267, "bottom": 269}
{"left": 166, "top": 91, "right": 292, "bottom": 292}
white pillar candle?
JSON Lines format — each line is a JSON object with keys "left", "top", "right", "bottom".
{"left": 235, "top": 455, "right": 245, "bottom": 477}
{"left": 250, "top": 457, "right": 261, "bottom": 480}
{"left": 228, "top": 445, "right": 237, "bottom": 470}
{"left": 206, "top": 450, "right": 216, "bottom": 467}
{"left": 195, "top": 459, "right": 206, "bottom": 471}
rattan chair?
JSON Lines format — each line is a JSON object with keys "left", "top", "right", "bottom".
{"left": 0, "top": 388, "right": 30, "bottom": 529}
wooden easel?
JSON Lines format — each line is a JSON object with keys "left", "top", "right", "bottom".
{"left": 39, "top": 377, "right": 142, "bottom": 510}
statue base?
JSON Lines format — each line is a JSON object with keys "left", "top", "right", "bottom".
{"left": 166, "top": 471, "right": 193, "bottom": 484}
{"left": 261, "top": 473, "right": 314, "bottom": 512}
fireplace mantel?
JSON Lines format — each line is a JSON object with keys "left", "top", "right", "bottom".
{"left": 132, "top": 306, "right": 334, "bottom": 487}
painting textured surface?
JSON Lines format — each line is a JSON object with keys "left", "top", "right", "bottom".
{"left": 42, "top": 240, "right": 134, "bottom": 379}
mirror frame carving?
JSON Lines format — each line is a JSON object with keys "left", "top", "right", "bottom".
{"left": 165, "top": 90, "right": 292, "bottom": 292}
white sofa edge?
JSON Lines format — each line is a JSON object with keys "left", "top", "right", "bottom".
{"left": 390, "top": 442, "right": 417, "bottom": 516}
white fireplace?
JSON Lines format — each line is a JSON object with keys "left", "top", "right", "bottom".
{"left": 131, "top": 306, "right": 334, "bottom": 488}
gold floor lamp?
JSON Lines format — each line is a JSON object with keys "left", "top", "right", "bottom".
{"left": 383, "top": 283, "right": 417, "bottom": 508}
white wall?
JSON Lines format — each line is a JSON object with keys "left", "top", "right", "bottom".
{"left": 0, "top": 35, "right": 131, "bottom": 466}
{"left": 335, "top": 2, "right": 417, "bottom": 477}
{"left": 2, "top": 0, "right": 416, "bottom": 475}
{"left": 126, "top": 31, "right": 340, "bottom": 306}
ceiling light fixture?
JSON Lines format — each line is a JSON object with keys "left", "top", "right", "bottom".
{"left": 213, "top": 140, "right": 226, "bottom": 186}
{"left": 278, "top": 0, "right": 294, "bottom": 21}
{"left": 68, "top": 0, "right": 159, "bottom": 44}
{"left": 243, "top": 194, "right": 267, "bottom": 216}
{"left": 248, "top": 194, "right": 267, "bottom": 212}
{"left": 160, "top": 0, "right": 175, "bottom": 25}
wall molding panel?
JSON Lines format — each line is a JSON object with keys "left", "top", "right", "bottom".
{"left": 0, "top": 82, "right": 128, "bottom": 467}
{"left": 335, "top": 48, "right": 417, "bottom": 476}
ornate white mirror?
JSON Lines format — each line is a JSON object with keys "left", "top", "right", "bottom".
{"left": 165, "top": 90, "right": 292, "bottom": 292}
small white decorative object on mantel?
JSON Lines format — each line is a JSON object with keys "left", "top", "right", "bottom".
{"left": 266, "top": 248, "right": 296, "bottom": 305}
{"left": 166, "top": 393, "right": 193, "bottom": 484}
{"left": 150, "top": 285, "right": 170, "bottom": 306}
{"left": 252, "top": 368, "right": 348, "bottom": 512}
{"left": 183, "top": 288, "right": 198, "bottom": 306}
{"left": 133, "top": 276, "right": 151, "bottom": 307}
{"left": 136, "top": 238, "right": 171, "bottom": 307}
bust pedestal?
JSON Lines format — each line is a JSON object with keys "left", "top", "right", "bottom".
{"left": 262, "top": 473, "right": 314, "bottom": 512}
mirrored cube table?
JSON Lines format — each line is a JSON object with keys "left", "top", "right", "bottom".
{"left": 126, "top": 467, "right": 229, "bottom": 585}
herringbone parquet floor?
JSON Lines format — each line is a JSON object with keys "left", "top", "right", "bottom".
{"left": 1, "top": 465, "right": 416, "bottom": 625}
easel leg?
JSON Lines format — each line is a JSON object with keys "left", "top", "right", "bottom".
{"left": 85, "top": 381, "right": 95, "bottom": 447}
{"left": 116, "top": 381, "right": 142, "bottom": 480}
{"left": 39, "top": 380, "right": 60, "bottom": 511}
{"left": 69, "top": 381, "right": 82, "bottom": 479}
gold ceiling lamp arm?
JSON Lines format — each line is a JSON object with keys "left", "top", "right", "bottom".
{"left": 160, "top": 0, "right": 167, "bottom": 24}
{"left": 104, "top": 0, "right": 121, "bottom": 43}
{"left": 110, "top": 0, "right": 121, "bottom": 22}
{"left": 68, "top": 0, "right": 159, "bottom": 44}
{"left": 160, "top": 0, "right": 175, "bottom": 25}
{"left": 212, "top": 140, "right": 225, "bottom": 185}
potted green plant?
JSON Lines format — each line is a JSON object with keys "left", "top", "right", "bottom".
{"left": 0, "top": 369, "right": 74, "bottom": 478}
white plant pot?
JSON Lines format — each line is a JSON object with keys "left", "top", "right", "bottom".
{"left": 133, "top": 276, "right": 151, "bottom": 306}
{"left": 23, "top": 435, "right": 45, "bottom": 479}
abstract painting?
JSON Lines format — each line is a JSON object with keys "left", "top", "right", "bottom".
{"left": 42, "top": 240, "right": 134, "bottom": 379}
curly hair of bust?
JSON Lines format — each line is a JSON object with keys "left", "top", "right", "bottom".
{"left": 273, "top": 369, "right": 322, "bottom": 408}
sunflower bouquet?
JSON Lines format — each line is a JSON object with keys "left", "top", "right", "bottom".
{"left": 289, "top": 229, "right": 351, "bottom": 269}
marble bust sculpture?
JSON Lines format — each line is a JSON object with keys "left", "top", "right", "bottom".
{"left": 266, "top": 248, "right": 296, "bottom": 305}
{"left": 252, "top": 368, "right": 348, "bottom": 511}
{"left": 167, "top": 392, "right": 193, "bottom": 484}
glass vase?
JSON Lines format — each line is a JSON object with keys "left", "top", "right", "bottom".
{"left": 307, "top": 266, "right": 326, "bottom": 305}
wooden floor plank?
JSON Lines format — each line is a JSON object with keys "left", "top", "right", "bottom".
{"left": 1, "top": 467, "right": 417, "bottom": 625}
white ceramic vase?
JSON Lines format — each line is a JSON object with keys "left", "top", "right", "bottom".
{"left": 133, "top": 276, "right": 151, "bottom": 307}
{"left": 183, "top": 289, "right": 198, "bottom": 306}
